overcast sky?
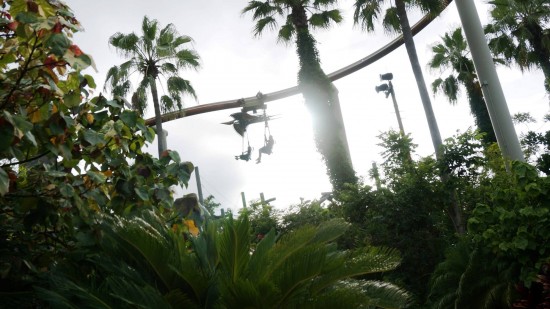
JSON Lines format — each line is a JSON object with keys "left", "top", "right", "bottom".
{"left": 66, "top": 0, "right": 548, "bottom": 212}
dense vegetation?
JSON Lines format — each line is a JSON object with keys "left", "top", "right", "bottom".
{"left": 1, "top": 0, "right": 549, "bottom": 308}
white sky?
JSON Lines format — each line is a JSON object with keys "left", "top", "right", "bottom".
{"left": 67, "top": 0, "right": 548, "bottom": 213}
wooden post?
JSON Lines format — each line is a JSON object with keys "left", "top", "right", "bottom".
{"left": 194, "top": 166, "right": 204, "bottom": 205}
{"left": 241, "top": 192, "right": 247, "bottom": 209}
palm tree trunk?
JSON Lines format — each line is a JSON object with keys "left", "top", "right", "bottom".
{"left": 150, "top": 79, "right": 167, "bottom": 155}
{"left": 395, "top": 0, "right": 443, "bottom": 159}
{"left": 465, "top": 82, "right": 497, "bottom": 143}
{"left": 395, "top": 0, "right": 465, "bottom": 233}
{"left": 295, "top": 26, "right": 357, "bottom": 190}
{"left": 527, "top": 23, "right": 550, "bottom": 96}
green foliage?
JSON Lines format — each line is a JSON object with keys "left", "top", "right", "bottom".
{"left": 353, "top": 0, "right": 444, "bottom": 34}
{"left": 239, "top": 199, "right": 281, "bottom": 242}
{"left": 38, "top": 212, "right": 410, "bottom": 308}
{"left": 485, "top": 0, "right": 550, "bottom": 94}
{"left": 428, "top": 239, "right": 517, "bottom": 309}
{"left": 105, "top": 15, "right": 200, "bottom": 154}
{"left": 429, "top": 27, "right": 497, "bottom": 143}
{"left": 0, "top": 1, "right": 193, "bottom": 304}
{"left": 201, "top": 194, "right": 221, "bottom": 215}
{"left": 468, "top": 161, "right": 550, "bottom": 285}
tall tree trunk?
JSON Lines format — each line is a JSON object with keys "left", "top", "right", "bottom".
{"left": 395, "top": 0, "right": 443, "bottom": 159}
{"left": 294, "top": 24, "right": 356, "bottom": 190}
{"left": 395, "top": 0, "right": 464, "bottom": 234}
{"left": 150, "top": 79, "right": 166, "bottom": 156}
{"left": 465, "top": 81, "right": 497, "bottom": 143}
{"left": 527, "top": 22, "right": 550, "bottom": 96}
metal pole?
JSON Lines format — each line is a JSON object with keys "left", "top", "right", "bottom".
{"left": 241, "top": 192, "right": 247, "bottom": 209}
{"left": 260, "top": 192, "right": 265, "bottom": 204}
{"left": 454, "top": 0, "right": 524, "bottom": 163}
{"left": 194, "top": 166, "right": 204, "bottom": 205}
{"left": 388, "top": 81, "right": 405, "bottom": 135}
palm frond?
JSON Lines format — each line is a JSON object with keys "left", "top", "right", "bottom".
{"left": 353, "top": 0, "right": 383, "bottom": 32}
{"left": 243, "top": 1, "right": 278, "bottom": 20}
{"left": 175, "top": 49, "right": 201, "bottom": 70}
{"left": 312, "top": 0, "right": 339, "bottom": 10}
{"left": 160, "top": 62, "right": 177, "bottom": 74}
{"left": 254, "top": 16, "right": 278, "bottom": 37}
{"left": 381, "top": 7, "right": 400, "bottom": 34}
{"left": 172, "top": 35, "right": 194, "bottom": 48}
{"left": 141, "top": 16, "right": 158, "bottom": 53}
{"left": 167, "top": 76, "right": 196, "bottom": 102}
{"left": 247, "top": 228, "right": 277, "bottom": 280}
{"left": 355, "top": 280, "right": 410, "bottom": 309}
{"left": 217, "top": 217, "right": 252, "bottom": 282}
{"left": 277, "top": 18, "right": 295, "bottom": 43}
{"left": 309, "top": 9, "right": 343, "bottom": 29}
{"left": 160, "top": 95, "right": 175, "bottom": 113}
{"left": 109, "top": 32, "right": 140, "bottom": 58}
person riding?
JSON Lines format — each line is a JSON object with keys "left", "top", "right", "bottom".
{"left": 256, "top": 135, "right": 274, "bottom": 164}
{"left": 235, "top": 145, "right": 252, "bottom": 161}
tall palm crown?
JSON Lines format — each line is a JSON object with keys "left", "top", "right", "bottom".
{"left": 353, "top": 0, "right": 445, "bottom": 159}
{"left": 105, "top": 16, "right": 200, "bottom": 155}
{"left": 485, "top": 0, "right": 550, "bottom": 95}
{"left": 243, "top": 0, "right": 357, "bottom": 189}
{"left": 429, "top": 28, "right": 497, "bottom": 143}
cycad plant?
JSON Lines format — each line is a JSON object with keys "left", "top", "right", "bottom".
{"left": 38, "top": 211, "right": 410, "bottom": 308}
{"left": 242, "top": 0, "right": 357, "bottom": 190}
{"left": 105, "top": 16, "right": 200, "bottom": 155}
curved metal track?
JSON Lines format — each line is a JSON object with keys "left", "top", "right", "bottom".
{"left": 145, "top": 1, "right": 452, "bottom": 126}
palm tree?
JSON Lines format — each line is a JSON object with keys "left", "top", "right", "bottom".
{"left": 429, "top": 28, "right": 497, "bottom": 144}
{"left": 105, "top": 16, "right": 200, "bottom": 155}
{"left": 38, "top": 211, "right": 410, "bottom": 308}
{"left": 353, "top": 0, "right": 445, "bottom": 159}
{"left": 485, "top": 0, "right": 550, "bottom": 97}
{"left": 242, "top": 0, "right": 357, "bottom": 190}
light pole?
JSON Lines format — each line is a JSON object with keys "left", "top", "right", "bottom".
{"left": 375, "top": 73, "right": 405, "bottom": 135}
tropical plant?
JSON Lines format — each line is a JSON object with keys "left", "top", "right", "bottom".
{"left": 39, "top": 212, "right": 411, "bottom": 308}
{"left": 353, "top": 0, "right": 445, "bottom": 158}
{"left": 485, "top": 0, "right": 550, "bottom": 96}
{"left": 242, "top": 0, "right": 357, "bottom": 190}
{"left": 429, "top": 28, "right": 497, "bottom": 144}
{"left": 428, "top": 239, "right": 517, "bottom": 309}
{"left": 105, "top": 16, "right": 200, "bottom": 155}
{"left": 0, "top": 1, "right": 194, "bottom": 305}
{"left": 468, "top": 161, "right": 550, "bottom": 287}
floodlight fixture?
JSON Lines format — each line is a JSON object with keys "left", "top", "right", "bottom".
{"left": 375, "top": 84, "right": 389, "bottom": 93}
{"left": 380, "top": 73, "right": 393, "bottom": 81}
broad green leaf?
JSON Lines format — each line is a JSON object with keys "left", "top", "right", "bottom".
{"left": 35, "top": 0, "right": 56, "bottom": 17}
{"left": 11, "top": 114, "right": 33, "bottom": 133}
{"left": 169, "top": 150, "right": 181, "bottom": 163}
{"left": 63, "top": 92, "right": 81, "bottom": 107}
{"left": 84, "top": 74, "right": 97, "bottom": 88}
{"left": 59, "top": 182, "right": 75, "bottom": 197}
{"left": 120, "top": 110, "right": 137, "bottom": 127}
{"left": 134, "top": 187, "right": 149, "bottom": 200}
{"left": 45, "top": 33, "right": 70, "bottom": 57}
{"left": 86, "top": 171, "right": 106, "bottom": 184}
{"left": 83, "top": 129, "right": 105, "bottom": 146}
